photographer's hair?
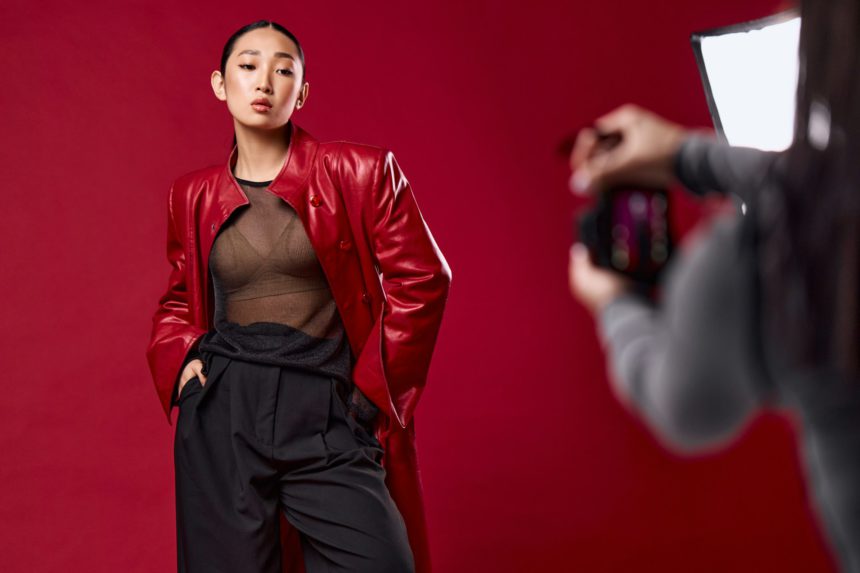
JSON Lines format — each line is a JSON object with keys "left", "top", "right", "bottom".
{"left": 219, "top": 20, "right": 306, "bottom": 150}
{"left": 763, "top": 0, "right": 860, "bottom": 376}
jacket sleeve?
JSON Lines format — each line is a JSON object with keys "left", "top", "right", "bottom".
{"left": 145, "top": 181, "right": 208, "bottom": 423}
{"left": 357, "top": 150, "right": 452, "bottom": 430}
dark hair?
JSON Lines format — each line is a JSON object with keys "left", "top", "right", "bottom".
{"left": 219, "top": 20, "right": 306, "bottom": 149}
{"left": 761, "top": 0, "right": 860, "bottom": 376}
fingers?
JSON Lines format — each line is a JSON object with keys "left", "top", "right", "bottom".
{"left": 572, "top": 144, "right": 628, "bottom": 195}
{"left": 569, "top": 128, "right": 598, "bottom": 195}
{"left": 572, "top": 104, "right": 685, "bottom": 192}
{"left": 568, "top": 243, "right": 591, "bottom": 288}
{"left": 570, "top": 107, "right": 636, "bottom": 195}
{"left": 569, "top": 242, "right": 595, "bottom": 303}
{"left": 193, "top": 361, "right": 208, "bottom": 386}
{"left": 568, "top": 241, "right": 632, "bottom": 313}
{"left": 570, "top": 170, "right": 593, "bottom": 195}
{"left": 586, "top": 104, "right": 642, "bottom": 189}
{"left": 180, "top": 358, "right": 207, "bottom": 387}
{"left": 570, "top": 128, "right": 598, "bottom": 171}
{"left": 570, "top": 242, "right": 589, "bottom": 261}
{"left": 589, "top": 144, "right": 630, "bottom": 188}
{"left": 594, "top": 103, "right": 641, "bottom": 134}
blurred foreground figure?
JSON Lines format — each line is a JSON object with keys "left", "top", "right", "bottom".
{"left": 568, "top": 1, "right": 860, "bottom": 570}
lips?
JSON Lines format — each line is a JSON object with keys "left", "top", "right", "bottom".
{"left": 251, "top": 98, "right": 272, "bottom": 109}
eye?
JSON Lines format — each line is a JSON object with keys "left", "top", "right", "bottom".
{"left": 278, "top": 69, "right": 294, "bottom": 76}
{"left": 239, "top": 63, "right": 254, "bottom": 70}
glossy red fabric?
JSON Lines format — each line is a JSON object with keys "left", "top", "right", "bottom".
{"left": 145, "top": 122, "right": 452, "bottom": 572}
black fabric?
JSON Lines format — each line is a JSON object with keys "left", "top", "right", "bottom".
{"left": 174, "top": 348, "right": 414, "bottom": 573}
{"left": 234, "top": 177, "right": 274, "bottom": 187}
{"left": 197, "top": 323, "right": 352, "bottom": 393}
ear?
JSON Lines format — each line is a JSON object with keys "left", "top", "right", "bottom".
{"left": 211, "top": 70, "right": 227, "bottom": 102}
{"left": 296, "top": 82, "right": 310, "bottom": 109}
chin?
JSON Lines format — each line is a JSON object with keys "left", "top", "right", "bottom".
{"left": 238, "top": 116, "right": 285, "bottom": 130}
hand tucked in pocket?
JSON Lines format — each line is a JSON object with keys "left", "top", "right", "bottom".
{"left": 178, "top": 358, "right": 207, "bottom": 399}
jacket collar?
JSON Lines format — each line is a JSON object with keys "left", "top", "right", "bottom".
{"left": 220, "top": 121, "right": 320, "bottom": 207}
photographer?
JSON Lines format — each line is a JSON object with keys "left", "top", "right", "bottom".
{"left": 567, "top": 2, "right": 860, "bottom": 571}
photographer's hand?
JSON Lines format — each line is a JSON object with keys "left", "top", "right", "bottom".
{"left": 568, "top": 243, "right": 632, "bottom": 314}
{"left": 569, "top": 104, "right": 692, "bottom": 195}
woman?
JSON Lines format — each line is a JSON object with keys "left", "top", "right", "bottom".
{"left": 568, "top": 1, "right": 860, "bottom": 570}
{"left": 145, "top": 20, "right": 451, "bottom": 573}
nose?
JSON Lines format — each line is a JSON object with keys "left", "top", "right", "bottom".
{"left": 256, "top": 71, "right": 273, "bottom": 93}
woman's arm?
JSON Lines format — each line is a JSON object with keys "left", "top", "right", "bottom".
{"left": 358, "top": 150, "right": 452, "bottom": 430}
{"left": 595, "top": 217, "right": 764, "bottom": 452}
{"left": 145, "top": 181, "right": 208, "bottom": 419}
{"left": 568, "top": 104, "right": 780, "bottom": 451}
{"left": 674, "top": 135, "right": 783, "bottom": 200}
{"left": 569, "top": 104, "right": 783, "bottom": 203}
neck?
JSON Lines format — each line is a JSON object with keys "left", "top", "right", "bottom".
{"left": 232, "top": 123, "right": 291, "bottom": 181}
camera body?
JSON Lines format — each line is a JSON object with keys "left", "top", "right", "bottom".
{"left": 577, "top": 186, "right": 674, "bottom": 284}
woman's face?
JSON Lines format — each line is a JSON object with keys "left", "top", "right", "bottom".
{"left": 212, "top": 27, "right": 307, "bottom": 132}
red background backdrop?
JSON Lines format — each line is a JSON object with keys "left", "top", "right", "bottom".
{"left": 1, "top": 0, "right": 839, "bottom": 571}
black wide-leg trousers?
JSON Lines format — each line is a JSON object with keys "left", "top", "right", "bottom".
{"left": 173, "top": 349, "right": 415, "bottom": 573}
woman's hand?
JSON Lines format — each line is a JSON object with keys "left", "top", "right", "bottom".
{"left": 569, "top": 104, "right": 691, "bottom": 195}
{"left": 568, "top": 243, "right": 632, "bottom": 314}
{"left": 178, "top": 358, "right": 207, "bottom": 397}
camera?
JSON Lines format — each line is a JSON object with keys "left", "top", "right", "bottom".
{"left": 577, "top": 185, "right": 674, "bottom": 284}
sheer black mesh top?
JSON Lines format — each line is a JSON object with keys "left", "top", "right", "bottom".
{"left": 197, "top": 176, "right": 353, "bottom": 386}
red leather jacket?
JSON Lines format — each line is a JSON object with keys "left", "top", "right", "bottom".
{"left": 145, "top": 122, "right": 451, "bottom": 572}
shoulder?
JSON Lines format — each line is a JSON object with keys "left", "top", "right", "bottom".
{"left": 320, "top": 140, "right": 390, "bottom": 163}
{"left": 173, "top": 164, "right": 222, "bottom": 191}
{"left": 318, "top": 140, "right": 396, "bottom": 187}
{"left": 167, "top": 164, "right": 222, "bottom": 210}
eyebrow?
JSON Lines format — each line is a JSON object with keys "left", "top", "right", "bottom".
{"left": 236, "top": 49, "right": 295, "bottom": 61}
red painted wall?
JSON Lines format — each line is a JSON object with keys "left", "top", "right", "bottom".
{"left": 0, "top": 0, "right": 838, "bottom": 571}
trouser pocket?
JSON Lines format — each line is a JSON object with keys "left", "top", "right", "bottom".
{"left": 329, "top": 378, "right": 383, "bottom": 450}
{"left": 177, "top": 376, "right": 202, "bottom": 405}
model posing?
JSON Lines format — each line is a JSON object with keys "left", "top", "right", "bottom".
{"left": 145, "top": 20, "right": 451, "bottom": 573}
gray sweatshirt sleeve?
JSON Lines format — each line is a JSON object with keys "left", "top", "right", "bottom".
{"left": 673, "top": 135, "right": 782, "bottom": 201}
{"left": 594, "top": 137, "right": 776, "bottom": 452}
{"left": 597, "top": 219, "right": 764, "bottom": 451}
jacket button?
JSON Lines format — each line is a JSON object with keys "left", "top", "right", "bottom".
{"left": 211, "top": 223, "right": 215, "bottom": 231}
{"left": 310, "top": 195, "right": 322, "bottom": 207}
{"left": 338, "top": 239, "right": 352, "bottom": 251}
{"left": 361, "top": 292, "right": 371, "bottom": 304}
